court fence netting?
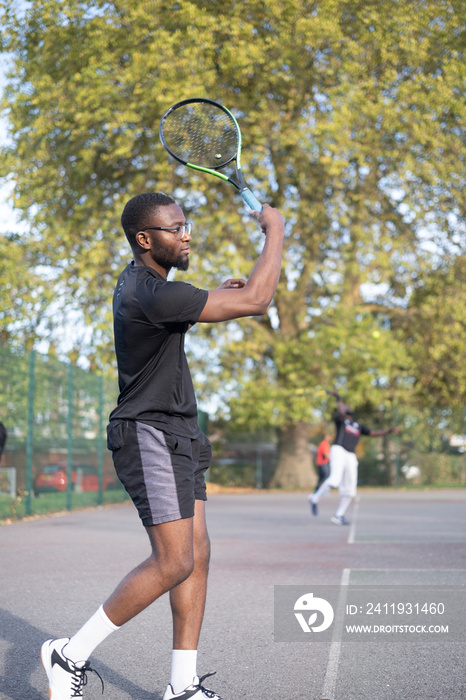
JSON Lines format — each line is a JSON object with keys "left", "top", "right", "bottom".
{"left": 0, "top": 344, "right": 129, "bottom": 521}
{"left": 0, "top": 344, "right": 260, "bottom": 523}
{"left": 0, "top": 344, "right": 465, "bottom": 522}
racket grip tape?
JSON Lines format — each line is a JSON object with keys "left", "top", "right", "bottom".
{"left": 241, "top": 188, "right": 263, "bottom": 212}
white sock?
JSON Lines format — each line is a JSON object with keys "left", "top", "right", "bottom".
{"left": 336, "top": 496, "right": 352, "bottom": 518}
{"left": 64, "top": 605, "right": 119, "bottom": 662}
{"left": 170, "top": 649, "right": 198, "bottom": 693}
{"left": 312, "top": 480, "right": 331, "bottom": 503}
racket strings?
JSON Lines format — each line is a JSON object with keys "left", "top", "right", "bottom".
{"left": 162, "top": 103, "right": 238, "bottom": 169}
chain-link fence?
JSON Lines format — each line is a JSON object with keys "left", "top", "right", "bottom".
{"left": 1, "top": 345, "right": 465, "bottom": 521}
{"left": 0, "top": 345, "right": 128, "bottom": 521}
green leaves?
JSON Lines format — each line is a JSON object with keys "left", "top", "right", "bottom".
{"left": 401, "top": 256, "right": 466, "bottom": 408}
{"left": 1, "top": 0, "right": 464, "bottom": 445}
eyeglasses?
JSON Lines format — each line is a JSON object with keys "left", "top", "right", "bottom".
{"left": 139, "top": 223, "right": 192, "bottom": 239}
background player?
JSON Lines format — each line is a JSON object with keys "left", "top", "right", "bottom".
{"left": 309, "top": 390, "right": 401, "bottom": 525}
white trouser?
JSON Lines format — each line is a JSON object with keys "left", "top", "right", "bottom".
{"left": 327, "top": 444, "right": 358, "bottom": 497}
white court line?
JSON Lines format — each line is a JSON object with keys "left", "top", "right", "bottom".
{"left": 345, "top": 538, "right": 466, "bottom": 544}
{"left": 347, "top": 496, "right": 360, "bottom": 544}
{"left": 320, "top": 567, "right": 351, "bottom": 700}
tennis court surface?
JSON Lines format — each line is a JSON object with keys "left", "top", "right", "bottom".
{"left": 1, "top": 488, "right": 465, "bottom": 699}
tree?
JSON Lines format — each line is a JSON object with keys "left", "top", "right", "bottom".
{"left": 0, "top": 229, "right": 52, "bottom": 347}
{"left": 1, "top": 0, "right": 464, "bottom": 486}
{"left": 400, "top": 255, "right": 466, "bottom": 411}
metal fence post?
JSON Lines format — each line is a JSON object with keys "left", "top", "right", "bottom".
{"left": 463, "top": 406, "right": 466, "bottom": 487}
{"left": 25, "top": 349, "right": 35, "bottom": 516}
{"left": 198, "top": 410, "right": 209, "bottom": 482}
{"left": 256, "top": 445, "right": 263, "bottom": 489}
{"left": 66, "top": 363, "right": 74, "bottom": 511}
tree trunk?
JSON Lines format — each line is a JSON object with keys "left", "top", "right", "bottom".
{"left": 271, "top": 421, "right": 315, "bottom": 489}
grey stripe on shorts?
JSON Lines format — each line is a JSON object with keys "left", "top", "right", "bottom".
{"left": 135, "top": 422, "right": 181, "bottom": 523}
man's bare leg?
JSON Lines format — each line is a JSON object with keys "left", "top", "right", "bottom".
{"left": 166, "top": 500, "right": 211, "bottom": 694}
{"left": 103, "top": 514, "right": 197, "bottom": 626}
{"left": 170, "top": 500, "right": 211, "bottom": 650}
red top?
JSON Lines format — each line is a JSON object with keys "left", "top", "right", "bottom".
{"left": 316, "top": 439, "right": 330, "bottom": 466}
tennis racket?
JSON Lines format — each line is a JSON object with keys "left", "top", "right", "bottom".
{"left": 159, "top": 97, "right": 262, "bottom": 212}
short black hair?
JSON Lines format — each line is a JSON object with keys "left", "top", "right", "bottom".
{"left": 121, "top": 192, "right": 176, "bottom": 248}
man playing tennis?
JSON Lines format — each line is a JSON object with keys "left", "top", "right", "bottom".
{"left": 309, "top": 391, "right": 400, "bottom": 524}
{"left": 40, "top": 192, "right": 285, "bottom": 700}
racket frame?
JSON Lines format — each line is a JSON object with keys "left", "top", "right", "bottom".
{"left": 159, "top": 97, "right": 262, "bottom": 211}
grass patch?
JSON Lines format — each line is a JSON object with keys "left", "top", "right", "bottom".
{"left": 0, "top": 488, "right": 130, "bottom": 523}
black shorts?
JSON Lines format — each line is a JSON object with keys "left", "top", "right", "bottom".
{"left": 107, "top": 420, "right": 211, "bottom": 527}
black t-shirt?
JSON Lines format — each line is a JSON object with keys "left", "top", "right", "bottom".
{"left": 333, "top": 416, "right": 370, "bottom": 453}
{"left": 109, "top": 262, "right": 208, "bottom": 437}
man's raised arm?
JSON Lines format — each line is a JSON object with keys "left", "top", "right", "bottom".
{"left": 198, "top": 204, "right": 285, "bottom": 323}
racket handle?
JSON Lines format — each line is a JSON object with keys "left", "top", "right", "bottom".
{"left": 241, "top": 188, "right": 263, "bottom": 212}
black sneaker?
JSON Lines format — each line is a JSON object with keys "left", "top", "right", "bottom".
{"left": 163, "top": 672, "right": 223, "bottom": 699}
{"left": 308, "top": 495, "right": 318, "bottom": 516}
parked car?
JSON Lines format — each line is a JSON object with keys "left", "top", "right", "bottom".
{"left": 34, "top": 463, "right": 117, "bottom": 495}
